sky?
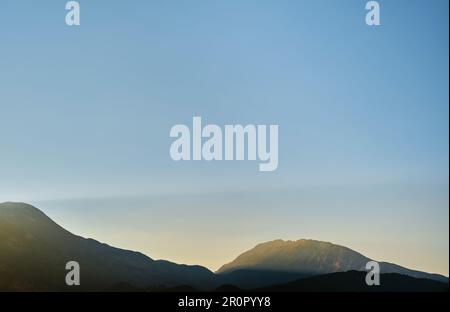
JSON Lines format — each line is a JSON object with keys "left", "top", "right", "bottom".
{"left": 0, "top": 0, "right": 448, "bottom": 275}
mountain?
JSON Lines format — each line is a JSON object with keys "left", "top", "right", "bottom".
{"left": 217, "top": 239, "right": 448, "bottom": 283}
{"left": 257, "top": 270, "right": 449, "bottom": 292}
{"left": 216, "top": 269, "right": 310, "bottom": 289}
{"left": 1, "top": 202, "right": 447, "bottom": 291}
{"left": 0, "top": 202, "right": 216, "bottom": 291}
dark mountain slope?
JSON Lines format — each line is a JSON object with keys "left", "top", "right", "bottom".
{"left": 256, "top": 270, "right": 449, "bottom": 292}
{"left": 216, "top": 269, "right": 310, "bottom": 289}
{"left": 0, "top": 202, "right": 215, "bottom": 291}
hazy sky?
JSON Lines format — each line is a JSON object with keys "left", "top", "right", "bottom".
{"left": 0, "top": 0, "right": 448, "bottom": 275}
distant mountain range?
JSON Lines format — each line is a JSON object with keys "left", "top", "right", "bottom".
{"left": 0, "top": 202, "right": 448, "bottom": 291}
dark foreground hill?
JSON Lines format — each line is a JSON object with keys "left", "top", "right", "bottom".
{"left": 103, "top": 271, "right": 450, "bottom": 292}
{"left": 256, "top": 270, "right": 449, "bottom": 292}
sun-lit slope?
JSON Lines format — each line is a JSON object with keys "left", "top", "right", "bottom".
{"left": 0, "top": 202, "right": 215, "bottom": 291}
{"left": 217, "top": 239, "right": 370, "bottom": 274}
{"left": 217, "top": 239, "right": 448, "bottom": 283}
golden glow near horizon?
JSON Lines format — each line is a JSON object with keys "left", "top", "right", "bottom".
{"left": 28, "top": 188, "right": 449, "bottom": 277}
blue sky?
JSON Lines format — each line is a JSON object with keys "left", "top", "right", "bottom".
{"left": 0, "top": 0, "right": 448, "bottom": 274}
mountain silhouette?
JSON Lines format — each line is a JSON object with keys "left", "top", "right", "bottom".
{"left": 256, "top": 270, "right": 449, "bottom": 292}
{"left": 0, "top": 202, "right": 216, "bottom": 291}
{"left": 0, "top": 202, "right": 447, "bottom": 291}
{"left": 217, "top": 239, "right": 448, "bottom": 283}
{"left": 216, "top": 269, "right": 310, "bottom": 289}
